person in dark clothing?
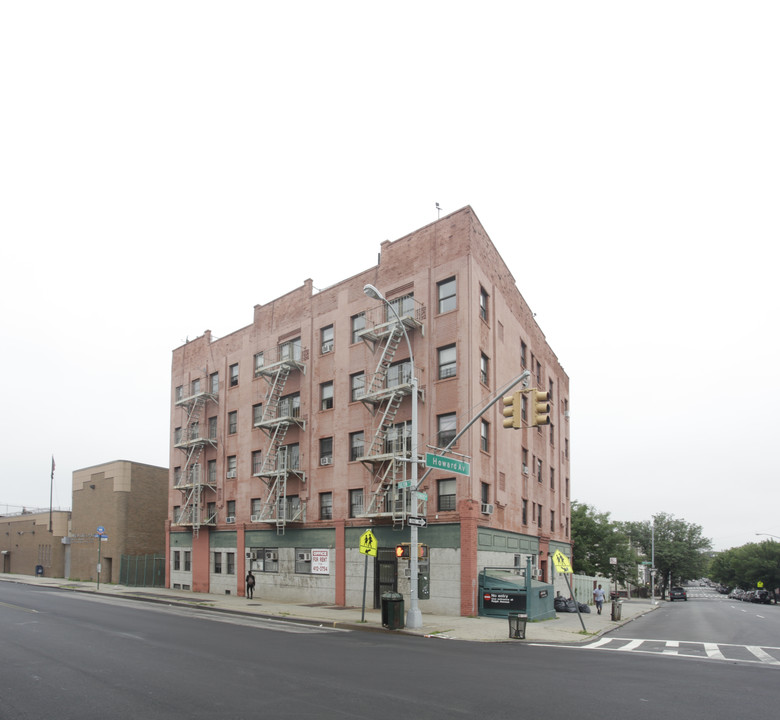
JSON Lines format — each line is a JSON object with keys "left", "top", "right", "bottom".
{"left": 246, "top": 570, "right": 256, "bottom": 599}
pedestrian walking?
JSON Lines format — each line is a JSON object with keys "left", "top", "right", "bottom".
{"left": 593, "top": 584, "right": 606, "bottom": 614}
{"left": 246, "top": 570, "right": 256, "bottom": 599}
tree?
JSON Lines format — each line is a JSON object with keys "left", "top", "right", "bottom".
{"left": 622, "top": 513, "right": 712, "bottom": 598}
{"left": 710, "top": 540, "right": 780, "bottom": 598}
{"left": 570, "top": 501, "right": 637, "bottom": 585}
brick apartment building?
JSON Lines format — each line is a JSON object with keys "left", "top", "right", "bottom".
{"left": 167, "top": 206, "right": 571, "bottom": 616}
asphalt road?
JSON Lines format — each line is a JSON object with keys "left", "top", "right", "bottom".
{"left": 0, "top": 582, "right": 777, "bottom": 720}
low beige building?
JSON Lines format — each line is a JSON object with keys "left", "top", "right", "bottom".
{"left": 0, "top": 509, "right": 70, "bottom": 576}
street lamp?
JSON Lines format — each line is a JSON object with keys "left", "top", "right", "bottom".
{"left": 363, "top": 283, "right": 423, "bottom": 629}
{"left": 756, "top": 533, "right": 780, "bottom": 541}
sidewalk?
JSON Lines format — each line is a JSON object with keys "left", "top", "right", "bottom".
{"left": 0, "top": 573, "right": 658, "bottom": 643}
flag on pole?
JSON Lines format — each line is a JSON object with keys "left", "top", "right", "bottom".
{"left": 51, "top": 456, "right": 55, "bottom": 479}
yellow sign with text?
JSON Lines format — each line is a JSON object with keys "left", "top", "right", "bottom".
{"left": 359, "top": 530, "right": 378, "bottom": 557}
{"left": 552, "top": 550, "right": 573, "bottom": 574}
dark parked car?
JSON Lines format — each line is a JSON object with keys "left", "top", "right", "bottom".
{"left": 752, "top": 589, "right": 772, "bottom": 604}
{"left": 669, "top": 587, "right": 687, "bottom": 601}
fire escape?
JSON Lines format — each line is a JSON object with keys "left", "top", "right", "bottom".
{"left": 173, "top": 378, "right": 218, "bottom": 536}
{"left": 356, "top": 294, "right": 426, "bottom": 527}
{"left": 253, "top": 340, "right": 307, "bottom": 533}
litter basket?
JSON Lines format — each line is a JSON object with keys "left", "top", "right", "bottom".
{"left": 381, "top": 592, "right": 405, "bottom": 630}
{"left": 508, "top": 612, "right": 528, "bottom": 639}
{"left": 611, "top": 599, "right": 622, "bottom": 621}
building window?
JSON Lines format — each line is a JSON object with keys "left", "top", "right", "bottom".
{"left": 321, "top": 381, "right": 334, "bottom": 410}
{"left": 520, "top": 341, "right": 527, "bottom": 368}
{"left": 565, "top": 437, "right": 569, "bottom": 459}
{"left": 226, "top": 552, "right": 235, "bottom": 575}
{"left": 522, "top": 499, "right": 528, "bottom": 525}
{"left": 278, "top": 443, "right": 299, "bottom": 470}
{"left": 210, "top": 372, "right": 219, "bottom": 394}
{"left": 480, "top": 353, "right": 489, "bottom": 386}
{"left": 229, "top": 363, "right": 239, "bottom": 387}
{"left": 254, "top": 352, "right": 264, "bottom": 376}
{"left": 279, "top": 337, "right": 301, "bottom": 362}
{"left": 438, "top": 478, "right": 456, "bottom": 511}
{"left": 479, "top": 287, "right": 489, "bottom": 322}
{"left": 191, "top": 378, "right": 201, "bottom": 395}
{"left": 350, "top": 372, "right": 365, "bottom": 401}
{"left": 320, "top": 492, "right": 333, "bottom": 520}
{"left": 174, "top": 427, "right": 182, "bottom": 444}
{"left": 279, "top": 393, "right": 300, "bottom": 419}
{"left": 351, "top": 313, "right": 366, "bottom": 343}
{"left": 548, "top": 378, "right": 554, "bottom": 404}
{"left": 438, "top": 345, "right": 456, "bottom": 379}
{"left": 251, "top": 498, "right": 262, "bottom": 516}
{"left": 213, "top": 552, "right": 222, "bottom": 574}
{"left": 437, "top": 277, "right": 456, "bottom": 313}
{"left": 385, "top": 421, "right": 410, "bottom": 454}
{"left": 206, "top": 502, "right": 216, "bottom": 523}
{"left": 349, "top": 431, "right": 364, "bottom": 461}
{"left": 319, "top": 437, "right": 333, "bottom": 465}
{"left": 550, "top": 511, "right": 555, "bottom": 533}
{"left": 321, "top": 325, "right": 334, "bottom": 353}
{"left": 550, "top": 466, "right": 555, "bottom": 490}
{"left": 550, "top": 422, "right": 555, "bottom": 446}
{"left": 565, "top": 477, "right": 570, "bottom": 498}
{"left": 173, "top": 467, "right": 182, "bottom": 486}
{"left": 349, "top": 489, "right": 364, "bottom": 517}
{"left": 183, "top": 551, "right": 191, "bottom": 571}
{"left": 253, "top": 403, "right": 263, "bottom": 426}
{"left": 387, "top": 360, "right": 411, "bottom": 388}
{"left": 538, "top": 503, "right": 543, "bottom": 529}
{"left": 295, "top": 548, "right": 313, "bottom": 574}
{"left": 535, "top": 359, "right": 542, "bottom": 386}
{"left": 208, "top": 416, "right": 217, "bottom": 440}
{"left": 480, "top": 420, "right": 489, "bottom": 452}
{"left": 175, "top": 385, "right": 183, "bottom": 401}
{"left": 437, "top": 413, "right": 457, "bottom": 448}
{"left": 536, "top": 458, "right": 543, "bottom": 483}
{"left": 173, "top": 551, "right": 180, "bottom": 571}
{"left": 208, "top": 460, "right": 216, "bottom": 483}
{"left": 173, "top": 506, "right": 181, "bottom": 523}
{"left": 227, "top": 456, "right": 237, "bottom": 477}
{"left": 261, "top": 548, "right": 279, "bottom": 572}
{"left": 278, "top": 494, "right": 300, "bottom": 521}
{"left": 481, "top": 482, "right": 490, "bottom": 507}
{"left": 252, "top": 450, "right": 262, "bottom": 475}
{"left": 227, "top": 500, "right": 236, "bottom": 518}
{"left": 388, "top": 293, "right": 415, "bottom": 320}
{"left": 522, "top": 448, "right": 529, "bottom": 473}
{"left": 228, "top": 411, "right": 238, "bottom": 435}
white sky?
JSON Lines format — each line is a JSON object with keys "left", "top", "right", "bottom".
{"left": 2, "top": 2, "right": 777, "bottom": 551}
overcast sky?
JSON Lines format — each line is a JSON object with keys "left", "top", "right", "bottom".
{"left": 2, "top": 2, "right": 777, "bottom": 552}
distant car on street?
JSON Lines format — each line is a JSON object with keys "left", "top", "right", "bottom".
{"left": 669, "top": 587, "right": 687, "bottom": 601}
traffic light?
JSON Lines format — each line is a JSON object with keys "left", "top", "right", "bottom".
{"left": 502, "top": 391, "right": 522, "bottom": 429}
{"left": 530, "top": 389, "right": 551, "bottom": 427}
{"left": 418, "top": 544, "right": 428, "bottom": 559}
{"left": 395, "top": 544, "right": 410, "bottom": 558}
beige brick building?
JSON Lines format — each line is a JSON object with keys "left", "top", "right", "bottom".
{"left": 1, "top": 510, "right": 70, "bottom": 576}
{"left": 168, "top": 206, "right": 571, "bottom": 616}
{"left": 70, "top": 460, "right": 168, "bottom": 584}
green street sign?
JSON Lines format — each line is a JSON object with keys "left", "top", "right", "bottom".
{"left": 425, "top": 453, "right": 470, "bottom": 476}
{"left": 397, "top": 480, "right": 413, "bottom": 489}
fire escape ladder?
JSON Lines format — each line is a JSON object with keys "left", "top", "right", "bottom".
{"left": 365, "top": 324, "right": 404, "bottom": 397}
{"left": 262, "top": 364, "right": 292, "bottom": 422}
{"left": 366, "top": 391, "right": 404, "bottom": 457}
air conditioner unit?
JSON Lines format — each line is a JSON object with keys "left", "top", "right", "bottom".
{"left": 245, "top": 551, "right": 253, "bottom": 560}
{"left": 226, "top": 516, "right": 236, "bottom": 524}
{"left": 481, "top": 503, "right": 494, "bottom": 515}
{"left": 321, "top": 341, "right": 333, "bottom": 354}
{"left": 265, "top": 551, "right": 278, "bottom": 561}
{"left": 250, "top": 515, "right": 261, "bottom": 523}
{"left": 320, "top": 457, "right": 332, "bottom": 466}
{"left": 522, "top": 465, "right": 529, "bottom": 476}
{"left": 226, "top": 470, "right": 236, "bottom": 479}
{"left": 297, "top": 552, "right": 311, "bottom": 562}
{"left": 564, "top": 411, "right": 570, "bottom": 418}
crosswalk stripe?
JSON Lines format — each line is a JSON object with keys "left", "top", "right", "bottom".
{"left": 746, "top": 646, "right": 780, "bottom": 665}
{"left": 703, "top": 642, "right": 726, "bottom": 660}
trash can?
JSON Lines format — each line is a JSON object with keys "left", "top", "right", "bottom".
{"left": 611, "top": 599, "right": 622, "bottom": 621}
{"left": 381, "top": 592, "right": 405, "bottom": 630}
{"left": 508, "top": 612, "right": 528, "bottom": 639}
{"left": 35, "top": 565, "right": 44, "bottom": 577}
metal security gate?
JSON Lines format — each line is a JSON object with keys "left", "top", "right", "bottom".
{"left": 374, "top": 547, "right": 397, "bottom": 608}
{"left": 119, "top": 554, "right": 165, "bottom": 587}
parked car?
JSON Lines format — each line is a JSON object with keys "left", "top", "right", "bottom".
{"left": 728, "top": 588, "right": 744, "bottom": 600}
{"left": 742, "top": 590, "right": 755, "bottom": 602}
{"left": 669, "top": 587, "right": 687, "bottom": 601}
{"left": 752, "top": 589, "right": 772, "bottom": 604}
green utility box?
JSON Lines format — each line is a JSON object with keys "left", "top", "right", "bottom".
{"left": 478, "top": 567, "right": 555, "bottom": 621}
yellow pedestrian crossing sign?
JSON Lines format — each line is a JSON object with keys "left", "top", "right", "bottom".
{"left": 359, "top": 530, "right": 377, "bottom": 557}
{"left": 552, "top": 550, "right": 572, "bottom": 574}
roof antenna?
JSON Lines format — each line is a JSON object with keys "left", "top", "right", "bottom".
{"left": 436, "top": 202, "right": 442, "bottom": 219}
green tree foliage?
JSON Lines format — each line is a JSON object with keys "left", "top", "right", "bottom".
{"left": 710, "top": 540, "right": 780, "bottom": 593}
{"left": 621, "top": 513, "right": 712, "bottom": 598}
{"left": 570, "top": 501, "right": 637, "bottom": 584}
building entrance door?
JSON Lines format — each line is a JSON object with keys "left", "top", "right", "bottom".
{"left": 373, "top": 547, "right": 397, "bottom": 609}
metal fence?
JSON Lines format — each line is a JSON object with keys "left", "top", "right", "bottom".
{"left": 119, "top": 554, "right": 165, "bottom": 587}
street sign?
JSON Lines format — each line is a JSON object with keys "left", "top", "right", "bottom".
{"left": 416, "top": 492, "right": 428, "bottom": 502}
{"left": 397, "top": 480, "right": 413, "bottom": 489}
{"left": 551, "top": 549, "right": 572, "bottom": 574}
{"left": 359, "top": 530, "right": 377, "bottom": 557}
{"left": 407, "top": 516, "right": 427, "bottom": 528}
{"left": 96, "top": 526, "right": 105, "bottom": 535}
{"left": 425, "top": 453, "right": 470, "bottom": 476}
